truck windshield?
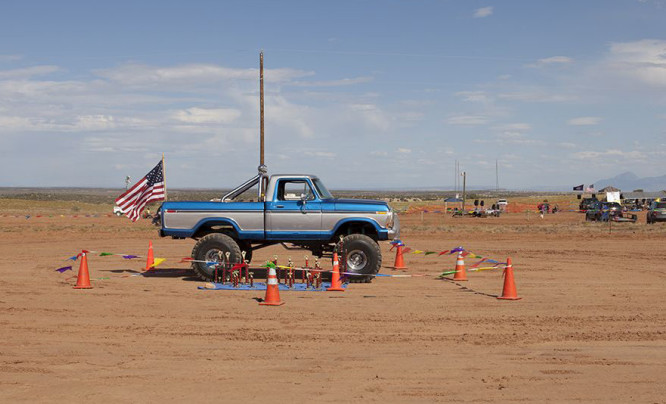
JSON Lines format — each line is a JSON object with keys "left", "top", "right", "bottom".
{"left": 312, "top": 178, "right": 333, "bottom": 199}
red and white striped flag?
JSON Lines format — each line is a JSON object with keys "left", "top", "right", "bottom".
{"left": 115, "top": 160, "right": 165, "bottom": 222}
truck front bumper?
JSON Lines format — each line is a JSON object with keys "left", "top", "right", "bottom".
{"left": 387, "top": 214, "right": 400, "bottom": 239}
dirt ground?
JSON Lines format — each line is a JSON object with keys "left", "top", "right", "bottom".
{"left": 1, "top": 209, "right": 665, "bottom": 403}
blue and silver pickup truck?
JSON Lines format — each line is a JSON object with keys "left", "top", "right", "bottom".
{"left": 157, "top": 171, "right": 399, "bottom": 282}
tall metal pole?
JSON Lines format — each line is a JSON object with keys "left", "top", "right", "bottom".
{"left": 162, "top": 152, "right": 168, "bottom": 201}
{"left": 462, "top": 171, "right": 466, "bottom": 213}
{"left": 259, "top": 51, "right": 264, "bottom": 167}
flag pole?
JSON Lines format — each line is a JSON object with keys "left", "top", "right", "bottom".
{"left": 162, "top": 152, "right": 168, "bottom": 201}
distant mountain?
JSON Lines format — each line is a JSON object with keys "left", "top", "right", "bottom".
{"left": 593, "top": 171, "right": 666, "bottom": 192}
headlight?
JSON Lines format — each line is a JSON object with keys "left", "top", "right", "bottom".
{"left": 386, "top": 209, "right": 394, "bottom": 228}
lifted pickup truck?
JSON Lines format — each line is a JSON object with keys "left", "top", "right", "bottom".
{"left": 156, "top": 171, "right": 399, "bottom": 282}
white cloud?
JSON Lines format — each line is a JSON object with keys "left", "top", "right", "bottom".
{"left": 497, "top": 132, "right": 542, "bottom": 145}
{"left": 397, "top": 111, "right": 425, "bottom": 122}
{"left": 346, "top": 103, "right": 391, "bottom": 131}
{"left": 0, "top": 54, "right": 23, "bottom": 62}
{"left": 494, "top": 123, "right": 532, "bottom": 132}
{"left": 558, "top": 142, "right": 578, "bottom": 149}
{"left": 0, "top": 65, "right": 59, "bottom": 79}
{"left": 291, "top": 76, "right": 373, "bottom": 87}
{"left": 304, "top": 151, "right": 336, "bottom": 158}
{"left": 526, "top": 56, "right": 573, "bottom": 68}
{"left": 573, "top": 149, "right": 646, "bottom": 160}
{"left": 397, "top": 148, "right": 411, "bottom": 154}
{"left": 446, "top": 114, "right": 489, "bottom": 126}
{"left": 95, "top": 63, "right": 313, "bottom": 87}
{"left": 75, "top": 115, "right": 116, "bottom": 130}
{"left": 473, "top": 6, "right": 493, "bottom": 18}
{"left": 172, "top": 107, "right": 241, "bottom": 124}
{"left": 602, "top": 39, "right": 666, "bottom": 87}
{"left": 568, "top": 116, "right": 601, "bottom": 126}
{"left": 498, "top": 91, "right": 575, "bottom": 103}
{"left": 455, "top": 91, "right": 491, "bottom": 103}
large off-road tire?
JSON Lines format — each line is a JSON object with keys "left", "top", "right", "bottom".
{"left": 191, "top": 233, "right": 241, "bottom": 281}
{"left": 338, "top": 234, "right": 382, "bottom": 283}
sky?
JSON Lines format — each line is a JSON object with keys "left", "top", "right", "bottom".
{"left": 1, "top": 0, "right": 666, "bottom": 190}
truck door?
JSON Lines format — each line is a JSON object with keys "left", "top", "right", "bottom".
{"left": 265, "top": 178, "right": 323, "bottom": 240}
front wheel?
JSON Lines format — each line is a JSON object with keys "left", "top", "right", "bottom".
{"left": 191, "top": 233, "right": 241, "bottom": 281}
{"left": 338, "top": 234, "right": 382, "bottom": 283}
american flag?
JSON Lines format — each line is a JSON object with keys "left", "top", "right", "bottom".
{"left": 115, "top": 160, "right": 165, "bottom": 222}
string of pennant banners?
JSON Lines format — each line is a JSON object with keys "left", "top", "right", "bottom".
{"left": 389, "top": 240, "right": 509, "bottom": 273}
{"left": 54, "top": 248, "right": 432, "bottom": 278}
{"left": 54, "top": 241, "right": 510, "bottom": 278}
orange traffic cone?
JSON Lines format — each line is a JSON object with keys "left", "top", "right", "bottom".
{"left": 260, "top": 266, "right": 285, "bottom": 306}
{"left": 145, "top": 241, "right": 155, "bottom": 271}
{"left": 73, "top": 251, "right": 92, "bottom": 289}
{"left": 452, "top": 251, "right": 468, "bottom": 281}
{"left": 392, "top": 245, "right": 408, "bottom": 270}
{"left": 497, "top": 257, "right": 521, "bottom": 300}
{"left": 327, "top": 252, "right": 345, "bottom": 292}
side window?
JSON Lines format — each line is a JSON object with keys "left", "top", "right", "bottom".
{"left": 278, "top": 180, "right": 316, "bottom": 201}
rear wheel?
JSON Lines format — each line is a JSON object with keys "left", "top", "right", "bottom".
{"left": 338, "top": 234, "right": 381, "bottom": 283}
{"left": 191, "top": 233, "right": 241, "bottom": 281}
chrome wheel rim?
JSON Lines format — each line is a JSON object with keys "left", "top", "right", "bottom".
{"left": 346, "top": 249, "right": 368, "bottom": 271}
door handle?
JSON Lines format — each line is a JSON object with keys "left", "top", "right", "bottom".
{"left": 276, "top": 205, "right": 284, "bottom": 208}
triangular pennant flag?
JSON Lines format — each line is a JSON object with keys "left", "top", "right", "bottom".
{"left": 123, "top": 255, "right": 139, "bottom": 259}
{"left": 99, "top": 252, "right": 114, "bottom": 256}
{"left": 470, "top": 259, "right": 487, "bottom": 268}
{"left": 179, "top": 257, "right": 194, "bottom": 263}
{"left": 438, "top": 250, "right": 450, "bottom": 256}
{"left": 401, "top": 247, "right": 412, "bottom": 254}
{"left": 424, "top": 251, "right": 437, "bottom": 255}
{"left": 149, "top": 258, "right": 166, "bottom": 268}
{"left": 55, "top": 266, "right": 72, "bottom": 273}
{"left": 67, "top": 255, "right": 78, "bottom": 261}
{"left": 411, "top": 250, "right": 424, "bottom": 254}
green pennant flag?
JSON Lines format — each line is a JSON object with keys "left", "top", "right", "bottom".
{"left": 262, "top": 261, "right": 277, "bottom": 269}
{"left": 99, "top": 252, "right": 114, "bottom": 256}
{"left": 437, "top": 270, "right": 457, "bottom": 278}
{"left": 424, "top": 251, "right": 437, "bottom": 255}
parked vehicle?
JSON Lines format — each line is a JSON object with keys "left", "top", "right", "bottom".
{"left": 156, "top": 172, "right": 399, "bottom": 282}
{"left": 647, "top": 199, "right": 666, "bottom": 224}
{"left": 585, "top": 201, "right": 621, "bottom": 221}
{"left": 579, "top": 197, "right": 598, "bottom": 212}
{"left": 113, "top": 206, "right": 123, "bottom": 216}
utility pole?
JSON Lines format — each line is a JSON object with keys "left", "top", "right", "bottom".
{"left": 461, "top": 171, "right": 466, "bottom": 213}
{"left": 259, "top": 50, "right": 264, "bottom": 167}
{"left": 257, "top": 51, "right": 268, "bottom": 201}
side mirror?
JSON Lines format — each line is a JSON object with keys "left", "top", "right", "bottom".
{"left": 300, "top": 193, "right": 307, "bottom": 204}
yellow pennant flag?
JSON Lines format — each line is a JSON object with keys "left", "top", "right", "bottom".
{"left": 411, "top": 250, "right": 424, "bottom": 254}
{"left": 150, "top": 258, "right": 166, "bottom": 268}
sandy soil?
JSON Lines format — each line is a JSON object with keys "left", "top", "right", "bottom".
{"left": 1, "top": 210, "right": 665, "bottom": 403}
